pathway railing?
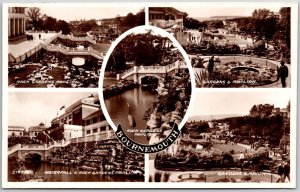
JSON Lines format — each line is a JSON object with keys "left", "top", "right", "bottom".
{"left": 9, "top": 43, "right": 44, "bottom": 63}
{"left": 119, "top": 61, "right": 188, "bottom": 80}
{"left": 27, "top": 31, "right": 95, "bottom": 44}
{"left": 58, "top": 34, "right": 96, "bottom": 44}
{"left": 42, "top": 44, "right": 103, "bottom": 60}
{"left": 8, "top": 140, "right": 71, "bottom": 156}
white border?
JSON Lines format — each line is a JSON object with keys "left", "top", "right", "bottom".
{"left": 2, "top": 1, "right": 298, "bottom": 189}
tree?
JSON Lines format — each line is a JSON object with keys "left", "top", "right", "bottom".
{"left": 57, "top": 20, "right": 71, "bottom": 34}
{"left": 134, "top": 10, "right": 145, "bottom": 26}
{"left": 107, "top": 48, "right": 126, "bottom": 71}
{"left": 286, "top": 101, "right": 290, "bottom": 112}
{"left": 122, "top": 13, "right": 137, "bottom": 29}
{"left": 115, "top": 14, "right": 122, "bottom": 34}
{"left": 252, "top": 40, "right": 267, "bottom": 56}
{"left": 252, "top": 9, "right": 271, "bottom": 19}
{"left": 196, "top": 122, "right": 210, "bottom": 133}
{"left": 26, "top": 7, "right": 41, "bottom": 29}
{"left": 278, "top": 7, "right": 291, "bottom": 49}
{"left": 183, "top": 17, "right": 207, "bottom": 30}
{"left": 209, "top": 20, "right": 224, "bottom": 29}
{"left": 75, "top": 20, "right": 98, "bottom": 34}
{"left": 42, "top": 16, "right": 57, "bottom": 31}
{"left": 252, "top": 10, "right": 258, "bottom": 18}
{"left": 119, "top": 10, "right": 145, "bottom": 32}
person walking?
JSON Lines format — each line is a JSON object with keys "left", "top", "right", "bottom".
{"left": 278, "top": 61, "right": 289, "bottom": 88}
{"left": 276, "top": 163, "right": 284, "bottom": 182}
{"left": 110, "top": 148, "right": 117, "bottom": 162}
{"left": 207, "top": 56, "right": 215, "bottom": 76}
{"left": 239, "top": 151, "right": 245, "bottom": 171}
{"left": 282, "top": 161, "right": 290, "bottom": 182}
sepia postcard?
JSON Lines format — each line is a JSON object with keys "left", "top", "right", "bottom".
{"left": 1, "top": 1, "right": 297, "bottom": 189}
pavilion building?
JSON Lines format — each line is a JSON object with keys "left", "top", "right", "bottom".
{"left": 8, "top": 7, "right": 26, "bottom": 41}
{"left": 149, "top": 7, "right": 184, "bottom": 30}
{"left": 48, "top": 94, "right": 112, "bottom": 142}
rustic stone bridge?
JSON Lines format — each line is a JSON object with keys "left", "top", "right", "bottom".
{"left": 8, "top": 140, "right": 70, "bottom": 161}
{"left": 117, "top": 61, "right": 188, "bottom": 84}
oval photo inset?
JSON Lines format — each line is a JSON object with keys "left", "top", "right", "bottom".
{"left": 99, "top": 26, "right": 195, "bottom": 153}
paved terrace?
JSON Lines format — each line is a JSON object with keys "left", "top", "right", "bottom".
{"left": 9, "top": 32, "right": 98, "bottom": 63}
{"left": 9, "top": 32, "right": 58, "bottom": 59}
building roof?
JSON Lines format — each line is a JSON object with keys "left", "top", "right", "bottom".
{"left": 51, "top": 94, "right": 100, "bottom": 123}
{"left": 65, "top": 94, "right": 99, "bottom": 113}
{"left": 8, "top": 126, "right": 25, "bottom": 131}
{"left": 280, "top": 109, "right": 288, "bottom": 113}
{"left": 28, "top": 126, "right": 46, "bottom": 132}
{"left": 51, "top": 117, "right": 59, "bottom": 123}
{"left": 149, "top": 7, "right": 184, "bottom": 16}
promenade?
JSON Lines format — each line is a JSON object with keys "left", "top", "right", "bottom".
{"left": 9, "top": 32, "right": 57, "bottom": 59}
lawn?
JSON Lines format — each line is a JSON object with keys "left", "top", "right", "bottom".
{"left": 213, "top": 144, "right": 250, "bottom": 154}
{"left": 92, "top": 43, "right": 111, "bottom": 53}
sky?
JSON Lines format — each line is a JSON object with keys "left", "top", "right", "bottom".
{"left": 38, "top": 7, "right": 143, "bottom": 22}
{"left": 191, "top": 91, "right": 290, "bottom": 116}
{"left": 8, "top": 92, "right": 97, "bottom": 129}
{"left": 8, "top": 91, "right": 290, "bottom": 128}
{"left": 174, "top": 6, "right": 283, "bottom": 18}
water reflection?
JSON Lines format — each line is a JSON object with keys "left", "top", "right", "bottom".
{"left": 104, "top": 85, "right": 157, "bottom": 144}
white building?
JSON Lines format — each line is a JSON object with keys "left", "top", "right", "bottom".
{"left": 63, "top": 125, "right": 83, "bottom": 140}
{"left": 149, "top": 7, "right": 184, "bottom": 30}
{"left": 8, "top": 7, "right": 26, "bottom": 41}
{"left": 8, "top": 126, "right": 25, "bottom": 137}
{"left": 50, "top": 94, "right": 114, "bottom": 142}
{"left": 28, "top": 122, "right": 46, "bottom": 138}
{"left": 82, "top": 110, "right": 113, "bottom": 142}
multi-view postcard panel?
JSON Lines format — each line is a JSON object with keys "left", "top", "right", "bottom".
{"left": 7, "top": 92, "right": 145, "bottom": 182}
{"left": 3, "top": 2, "right": 297, "bottom": 189}
{"left": 101, "top": 26, "right": 193, "bottom": 146}
{"left": 150, "top": 92, "right": 291, "bottom": 183}
{"left": 8, "top": 6, "right": 145, "bottom": 88}
{"left": 149, "top": 6, "right": 291, "bottom": 88}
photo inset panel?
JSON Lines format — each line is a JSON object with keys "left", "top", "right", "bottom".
{"left": 149, "top": 6, "right": 291, "bottom": 88}
{"left": 7, "top": 92, "right": 144, "bottom": 182}
{"left": 101, "top": 26, "right": 193, "bottom": 146}
{"left": 150, "top": 91, "right": 291, "bottom": 183}
{"left": 8, "top": 6, "right": 145, "bottom": 88}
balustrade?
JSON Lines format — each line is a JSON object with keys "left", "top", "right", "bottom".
{"left": 58, "top": 34, "right": 96, "bottom": 44}
{"left": 120, "top": 61, "right": 188, "bottom": 79}
{"left": 42, "top": 44, "right": 102, "bottom": 59}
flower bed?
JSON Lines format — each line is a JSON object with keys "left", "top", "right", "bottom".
{"left": 196, "top": 58, "right": 280, "bottom": 87}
